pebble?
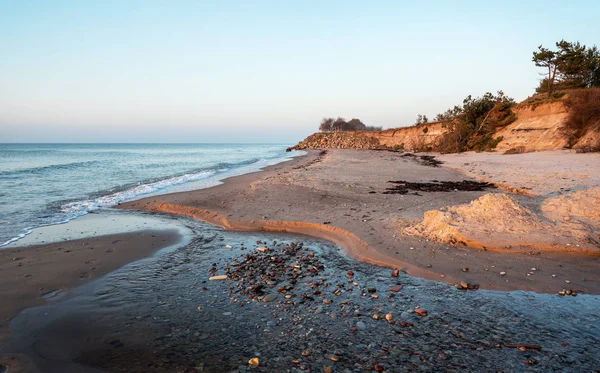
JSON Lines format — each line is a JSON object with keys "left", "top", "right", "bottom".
{"left": 415, "top": 308, "right": 428, "bottom": 317}
{"left": 356, "top": 321, "right": 366, "bottom": 330}
{"left": 209, "top": 275, "right": 228, "bottom": 281}
{"left": 390, "top": 285, "right": 403, "bottom": 292}
{"left": 248, "top": 357, "right": 259, "bottom": 368}
{"left": 500, "top": 272, "right": 506, "bottom": 276}
{"left": 263, "top": 294, "right": 278, "bottom": 302}
{"left": 385, "top": 313, "right": 393, "bottom": 323}
{"left": 391, "top": 269, "right": 399, "bottom": 277}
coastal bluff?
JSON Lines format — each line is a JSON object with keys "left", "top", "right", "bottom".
{"left": 289, "top": 100, "right": 600, "bottom": 153}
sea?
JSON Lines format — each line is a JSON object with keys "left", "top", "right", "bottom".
{"left": 0, "top": 143, "right": 300, "bottom": 247}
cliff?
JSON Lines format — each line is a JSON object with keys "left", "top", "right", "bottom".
{"left": 290, "top": 99, "right": 600, "bottom": 153}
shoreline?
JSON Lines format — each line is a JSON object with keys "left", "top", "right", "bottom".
{"left": 120, "top": 149, "right": 600, "bottom": 294}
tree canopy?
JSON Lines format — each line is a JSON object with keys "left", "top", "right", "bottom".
{"left": 318, "top": 117, "right": 382, "bottom": 132}
{"left": 533, "top": 40, "right": 600, "bottom": 95}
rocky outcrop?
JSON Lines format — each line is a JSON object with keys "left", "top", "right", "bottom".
{"left": 289, "top": 122, "right": 447, "bottom": 152}
{"left": 289, "top": 131, "right": 385, "bottom": 151}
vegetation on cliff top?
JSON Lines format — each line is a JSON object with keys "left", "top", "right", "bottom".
{"left": 318, "top": 117, "right": 382, "bottom": 132}
{"left": 435, "top": 91, "right": 515, "bottom": 153}
{"left": 533, "top": 40, "right": 600, "bottom": 96}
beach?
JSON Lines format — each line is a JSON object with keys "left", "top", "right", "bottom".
{"left": 121, "top": 149, "right": 600, "bottom": 294}
{"left": 1, "top": 148, "right": 599, "bottom": 372}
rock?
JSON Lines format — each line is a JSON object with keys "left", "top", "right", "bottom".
{"left": 223, "top": 312, "right": 232, "bottom": 316}
{"left": 302, "top": 350, "right": 310, "bottom": 357}
{"left": 391, "top": 269, "right": 399, "bottom": 277}
{"left": 368, "top": 288, "right": 377, "bottom": 293}
{"left": 462, "top": 267, "right": 469, "bottom": 272}
{"left": 324, "top": 368, "right": 333, "bottom": 373}
{"left": 263, "top": 294, "right": 278, "bottom": 302}
{"left": 257, "top": 247, "right": 267, "bottom": 252}
{"left": 372, "top": 314, "right": 379, "bottom": 320}
{"left": 209, "top": 275, "right": 228, "bottom": 281}
{"left": 390, "top": 285, "right": 403, "bottom": 292}
{"left": 500, "top": 272, "right": 506, "bottom": 276}
{"left": 385, "top": 313, "right": 393, "bottom": 323}
{"left": 226, "top": 245, "right": 232, "bottom": 248}
{"left": 356, "top": 321, "right": 366, "bottom": 330}
{"left": 415, "top": 308, "right": 428, "bottom": 317}
{"left": 248, "top": 357, "right": 259, "bottom": 368}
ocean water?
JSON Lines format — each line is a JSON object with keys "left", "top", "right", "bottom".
{"left": 0, "top": 143, "right": 298, "bottom": 246}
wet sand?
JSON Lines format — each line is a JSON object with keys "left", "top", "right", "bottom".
{"left": 5, "top": 229, "right": 599, "bottom": 372}
{"left": 0, "top": 229, "right": 182, "bottom": 344}
{"left": 121, "top": 149, "right": 600, "bottom": 294}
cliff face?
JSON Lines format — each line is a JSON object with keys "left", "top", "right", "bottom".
{"left": 291, "top": 122, "right": 447, "bottom": 151}
{"left": 493, "top": 102, "right": 569, "bottom": 152}
{"left": 290, "top": 100, "right": 599, "bottom": 153}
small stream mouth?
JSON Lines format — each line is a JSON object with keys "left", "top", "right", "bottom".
{"left": 4, "top": 221, "right": 600, "bottom": 372}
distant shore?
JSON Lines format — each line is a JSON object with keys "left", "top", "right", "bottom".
{"left": 120, "top": 148, "right": 600, "bottom": 294}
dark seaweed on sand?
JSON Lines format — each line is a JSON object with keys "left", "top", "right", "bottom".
{"left": 383, "top": 180, "right": 496, "bottom": 194}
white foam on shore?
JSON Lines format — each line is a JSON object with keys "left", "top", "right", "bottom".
{"left": 2, "top": 150, "right": 305, "bottom": 248}
{"left": 61, "top": 169, "right": 217, "bottom": 214}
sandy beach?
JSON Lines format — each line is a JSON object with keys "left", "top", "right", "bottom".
{"left": 121, "top": 149, "right": 600, "bottom": 294}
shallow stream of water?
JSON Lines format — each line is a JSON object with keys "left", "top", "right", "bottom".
{"left": 5, "top": 218, "right": 600, "bottom": 373}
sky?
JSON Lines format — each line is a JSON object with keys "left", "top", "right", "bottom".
{"left": 1, "top": 1, "right": 599, "bottom": 143}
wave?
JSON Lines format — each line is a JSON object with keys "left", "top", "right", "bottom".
{"left": 0, "top": 160, "right": 104, "bottom": 177}
{"left": 60, "top": 169, "right": 217, "bottom": 214}
{"left": 0, "top": 150, "right": 299, "bottom": 247}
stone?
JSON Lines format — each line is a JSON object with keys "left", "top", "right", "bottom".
{"left": 415, "top": 308, "right": 428, "bottom": 317}
{"left": 390, "top": 285, "right": 403, "bottom": 292}
{"left": 356, "top": 321, "right": 366, "bottom": 330}
{"left": 257, "top": 247, "right": 267, "bottom": 252}
{"left": 209, "top": 275, "right": 228, "bottom": 281}
{"left": 391, "top": 269, "right": 399, "bottom": 277}
{"left": 263, "top": 294, "right": 278, "bottom": 302}
{"left": 385, "top": 313, "right": 393, "bottom": 323}
{"left": 248, "top": 358, "right": 259, "bottom": 368}
{"left": 500, "top": 272, "right": 506, "bottom": 276}
{"left": 324, "top": 368, "right": 333, "bottom": 373}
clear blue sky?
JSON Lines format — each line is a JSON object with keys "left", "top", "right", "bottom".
{"left": 1, "top": 0, "right": 598, "bottom": 143}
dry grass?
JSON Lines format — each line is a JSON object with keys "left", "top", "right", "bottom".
{"left": 563, "top": 88, "right": 600, "bottom": 147}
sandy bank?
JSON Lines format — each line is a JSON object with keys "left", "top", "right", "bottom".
{"left": 0, "top": 229, "right": 182, "bottom": 344}
{"left": 121, "top": 149, "right": 600, "bottom": 294}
